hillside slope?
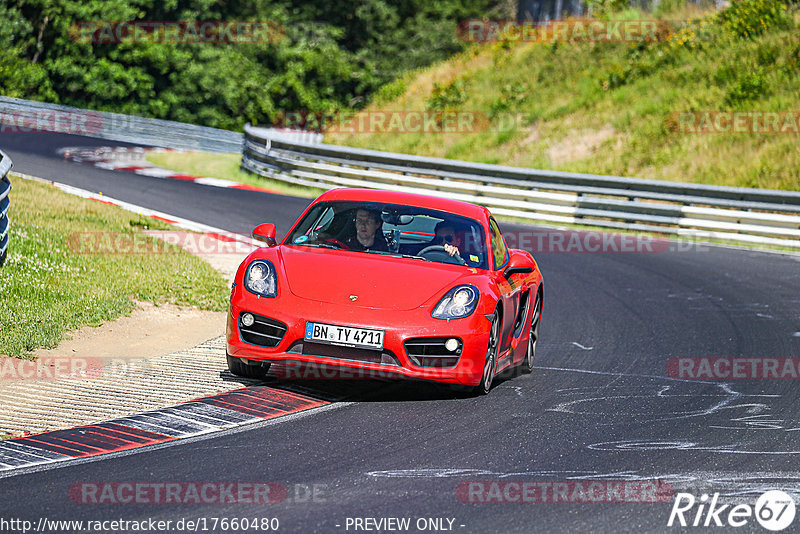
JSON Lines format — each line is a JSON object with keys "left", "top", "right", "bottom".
{"left": 326, "top": 0, "right": 800, "bottom": 190}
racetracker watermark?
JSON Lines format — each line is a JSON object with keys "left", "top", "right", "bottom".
{"left": 493, "top": 230, "right": 708, "bottom": 253}
{"left": 1, "top": 517, "right": 280, "bottom": 533}
{"left": 264, "top": 358, "right": 498, "bottom": 381}
{"left": 67, "top": 231, "right": 255, "bottom": 255}
{"left": 0, "top": 357, "right": 104, "bottom": 380}
{"left": 669, "top": 111, "right": 800, "bottom": 134}
{"left": 456, "top": 480, "right": 674, "bottom": 503}
{"left": 667, "top": 357, "right": 800, "bottom": 380}
{"left": 0, "top": 109, "right": 102, "bottom": 135}
{"left": 70, "top": 21, "right": 285, "bottom": 44}
{"left": 69, "top": 482, "right": 289, "bottom": 504}
{"left": 270, "top": 110, "right": 529, "bottom": 134}
{"left": 271, "top": 363, "right": 404, "bottom": 381}
{"left": 458, "top": 19, "right": 681, "bottom": 43}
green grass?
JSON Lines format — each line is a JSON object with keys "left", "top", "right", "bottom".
{"left": 324, "top": 0, "right": 800, "bottom": 191}
{"left": 0, "top": 176, "right": 229, "bottom": 360}
{"left": 146, "top": 151, "right": 323, "bottom": 199}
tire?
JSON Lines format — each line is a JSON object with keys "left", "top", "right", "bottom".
{"left": 473, "top": 312, "right": 500, "bottom": 395}
{"left": 521, "top": 287, "right": 542, "bottom": 374}
{"left": 227, "top": 352, "right": 271, "bottom": 380}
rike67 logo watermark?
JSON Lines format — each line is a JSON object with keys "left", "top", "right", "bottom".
{"left": 668, "top": 490, "right": 796, "bottom": 531}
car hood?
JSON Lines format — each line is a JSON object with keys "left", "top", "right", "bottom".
{"left": 279, "top": 246, "right": 467, "bottom": 311}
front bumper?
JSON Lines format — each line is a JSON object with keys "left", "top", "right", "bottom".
{"left": 226, "top": 286, "right": 492, "bottom": 386}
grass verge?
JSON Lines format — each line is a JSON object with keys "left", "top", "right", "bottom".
{"left": 146, "top": 151, "right": 323, "bottom": 199}
{"left": 0, "top": 175, "right": 229, "bottom": 360}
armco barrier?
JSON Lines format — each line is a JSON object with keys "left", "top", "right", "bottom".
{"left": 0, "top": 150, "right": 12, "bottom": 267}
{"left": 242, "top": 124, "right": 800, "bottom": 249}
{"left": 0, "top": 96, "right": 242, "bottom": 153}
{"left": 0, "top": 97, "right": 322, "bottom": 153}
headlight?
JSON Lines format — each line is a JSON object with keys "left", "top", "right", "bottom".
{"left": 244, "top": 260, "right": 278, "bottom": 298}
{"left": 432, "top": 285, "right": 479, "bottom": 319}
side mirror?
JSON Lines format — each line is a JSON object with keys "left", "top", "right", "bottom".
{"left": 252, "top": 223, "right": 277, "bottom": 247}
{"left": 503, "top": 252, "right": 533, "bottom": 279}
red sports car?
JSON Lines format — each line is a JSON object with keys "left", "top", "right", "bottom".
{"left": 226, "top": 188, "right": 543, "bottom": 394}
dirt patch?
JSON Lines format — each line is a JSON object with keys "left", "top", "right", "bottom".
{"left": 31, "top": 300, "right": 226, "bottom": 363}
{"left": 547, "top": 125, "right": 616, "bottom": 165}
{"left": 25, "top": 234, "right": 250, "bottom": 366}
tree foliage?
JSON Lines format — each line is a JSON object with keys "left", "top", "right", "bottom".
{"left": 0, "top": 0, "right": 507, "bottom": 130}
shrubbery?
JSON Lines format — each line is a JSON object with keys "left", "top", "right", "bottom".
{"left": 2, "top": 0, "right": 508, "bottom": 131}
{"left": 598, "top": 0, "right": 794, "bottom": 108}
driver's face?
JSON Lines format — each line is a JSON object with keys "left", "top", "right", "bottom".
{"left": 436, "top": 226, "right": 462, "bottom": 247}
{"left": 355, "top": 210, "right": 379, "bottom": 240}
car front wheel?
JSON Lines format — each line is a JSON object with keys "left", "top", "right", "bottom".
{"left": 521, "top": 287, "right": 542, "bottom": 374}
{"left": 473, "top": 313, "right": 500, "bottom": 395}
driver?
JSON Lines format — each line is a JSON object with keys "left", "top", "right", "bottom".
{"left": 344, "top": 208, "right": 389, "bottom": 252}
{"left": 432, "top": 221, "right": 464, "bottom": 257}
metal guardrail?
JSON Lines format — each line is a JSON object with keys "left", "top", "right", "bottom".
{"left": 0, "top": 150, "right": 12, "bottom": 267}
{"left": 246, "top": 124, "right": 323, "bottom": 146}
{"left": 0, "top": 96, "right": 242, "bottom": 153}
{"left": 242, "top": 124, "right": 800, "bottom": 249}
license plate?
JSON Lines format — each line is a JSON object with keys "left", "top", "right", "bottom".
{"left": 304, "top": 322, "right": 384, "bottom": 351}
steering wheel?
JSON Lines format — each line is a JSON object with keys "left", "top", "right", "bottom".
{"left": 321, "top": 237, "right": 347, "bottom": 249}
{"left": 307, "top": 232, "right": 347, "bottom": 249}
{"left": 417, "top": 245, "right": 467, "bottom": 266}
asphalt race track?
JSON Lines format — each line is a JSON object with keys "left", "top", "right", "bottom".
{"left": 2, "top": 131, "right": 800, "bottom": 533}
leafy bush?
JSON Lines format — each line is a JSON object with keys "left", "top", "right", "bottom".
{"left": 724, "top": 70, "right": 768, "bottom": 105}
{"left": 718, "top": 0, "right": 791, "bottom": 38}
{"left": 426, "top": 80, "right": 468, "bottom": 110}
{"left": 2, "top": 0, "right": 507, "bottom": 130}
{"left": 586, "top": 0, "right": 630, "bottom": 16}
{"left": 488, "top": 82, "right": 529, "bottom": 117}
{"left": 373, "top": 78, "right": 408, "bottom": 105}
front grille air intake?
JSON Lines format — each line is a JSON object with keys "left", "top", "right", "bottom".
{"left": 404, "top": 337, "right": 462, "bottom": 368}
{"left": 239, "top": 312, "right": 287, "bottom": 348}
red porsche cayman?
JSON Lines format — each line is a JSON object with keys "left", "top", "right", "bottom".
{"left": 226, "top": 188, "right": 543, "bottom": 394}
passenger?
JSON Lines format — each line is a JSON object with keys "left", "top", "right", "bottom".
{"left": 344, "top": 208, "right": 389, "bottom": 252}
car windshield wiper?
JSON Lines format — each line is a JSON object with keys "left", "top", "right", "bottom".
{"left": 365, "top": 250, "right": 428, "bottom": 261}
{"left": 299, "top": 242, "right": 341, "bottom": 250}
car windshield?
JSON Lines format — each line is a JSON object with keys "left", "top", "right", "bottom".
{"left": 285, "top": 201, "right": 488, "bottom": 269}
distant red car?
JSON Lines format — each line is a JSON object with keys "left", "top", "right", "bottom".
{"left": 226, "top": 188, "right": 543, "bottom": 394}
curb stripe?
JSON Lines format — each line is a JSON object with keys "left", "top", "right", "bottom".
{"left": 90, "top": 198, "right": 118, "bottom": 207}
{"left": 201, "top": 389, "right": 325, "bottom": 418}
{"left": 13, "top": 437, "right": 112, "bottom": 457}
{"left": 13, "top": 171, "right": 262, "bottom": 251}
{"left": 0, "top": 442, "right": 71, "bottom": 467}
{"left": 58, "top": 145, "right": 281, "bottom": 194}
{"left": 0, "top": 386, "right": 331, "bottom": 473}
{"left": 149, "top": 215, "right": 178, "bottom": 224}
{"left": 13, "top": 424, "right": 173, "bottom": 457}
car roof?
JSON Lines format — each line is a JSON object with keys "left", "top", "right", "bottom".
{"left": 314, "top": 188, "right": 490, "bottom": 222}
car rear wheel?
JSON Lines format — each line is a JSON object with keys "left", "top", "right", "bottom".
{"left": 521, "top": 287, "right": 542, "bottom": 374}
{"left": 473, "top": 313, "right": 500, "bottom": 395}
{"left": 227, "top": 352, "right": 271, "bottom": 380}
